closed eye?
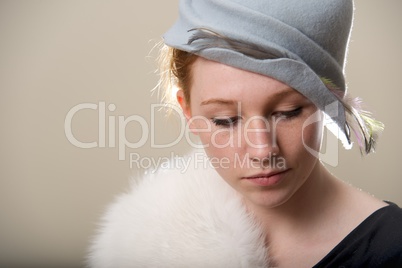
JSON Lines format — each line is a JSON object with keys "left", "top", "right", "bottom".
{"left": 211, "top": 116, "right": 241, "bottom": 127}
{"left": 272, "top": 107, "right": 302, "bottom": 120}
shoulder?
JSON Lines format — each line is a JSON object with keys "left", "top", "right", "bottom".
{"left": 87, "top": 150, "right": 269, "bottom": 268}
{"left": 367, "top": 202, "right": 402, "bottom": 263}
{"left": 354, "top": 202, "right": 402, "bottom": 258}
{"left": 315, "top": 202, "right": 402, "bottom": 267}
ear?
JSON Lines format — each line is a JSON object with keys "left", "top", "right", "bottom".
{"left": 177, "top": 90, "right": 199, "bottom": 135}
{"left": 176, "top": 89, "right": 192, "bottom": 121}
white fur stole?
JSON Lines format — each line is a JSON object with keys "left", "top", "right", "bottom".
{"left": 88, "top": 151, "right": 269, "bottom": 267}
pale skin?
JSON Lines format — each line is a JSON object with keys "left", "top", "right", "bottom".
{"left": 177, "top": 57, "right": 387, "bottom": 267}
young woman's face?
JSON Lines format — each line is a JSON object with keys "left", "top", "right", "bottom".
{"left": 178, "top": 57, "right": 323, "bottom": 209}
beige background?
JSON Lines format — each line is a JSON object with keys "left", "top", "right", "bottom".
{"left": 0, "top": 0, "right": 401, "bottom": 267}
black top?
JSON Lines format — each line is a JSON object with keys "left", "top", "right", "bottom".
{"left": 313, "top": 202, "right": 402, "bottom": 267}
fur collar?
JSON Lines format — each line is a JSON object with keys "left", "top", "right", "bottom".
{"left": 88, "top": 151, "right": 269, "bottom": 267}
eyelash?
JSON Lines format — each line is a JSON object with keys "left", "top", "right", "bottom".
{"left": 272, "top": 107, "right": 303, "bottom": 120}
{"left": 211, "top": 107, "right": 303, "bottom": 127}
{"left": 211, "top": 116, "right": 241, "bottom": 127}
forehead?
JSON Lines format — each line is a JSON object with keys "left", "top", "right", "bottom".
{"left": 190, "top": 57, "right": 302, "bottom": 104}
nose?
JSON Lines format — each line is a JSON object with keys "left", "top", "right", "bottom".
{"left": 244, "top": 116, "right": 280, "bottom": 161}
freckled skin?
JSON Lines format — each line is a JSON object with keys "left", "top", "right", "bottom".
{"left": 178, "top": 57, "right": 323, "bottom": 209}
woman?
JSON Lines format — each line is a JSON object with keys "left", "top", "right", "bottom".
{"left": 88, "top": 0, "right": 402, "bottom": 267}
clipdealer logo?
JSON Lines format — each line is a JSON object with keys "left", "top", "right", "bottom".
{"left": 64, "top": 101, "right": 341, "bottom": 167}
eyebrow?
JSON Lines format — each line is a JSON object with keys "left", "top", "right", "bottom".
{"left": 200, "top": 88, "right": 297, "bottom": 106}
{"left": 200, "top": 98, "right": 238, "bottom": 106}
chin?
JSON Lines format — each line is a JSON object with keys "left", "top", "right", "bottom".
{"left": 242, "top": 189, "right": 294, "bottom": 210}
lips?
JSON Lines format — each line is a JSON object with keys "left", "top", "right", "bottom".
{"left": 243, "top": 169, "right": 289, "bottom": 187}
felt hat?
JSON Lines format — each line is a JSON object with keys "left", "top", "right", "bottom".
{"left": 164, "top": 0, "right": 354, "bottom": 135}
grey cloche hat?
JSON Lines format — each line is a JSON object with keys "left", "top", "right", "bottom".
{"left": 164, "top": 0, "right": 383, "bottom": 153}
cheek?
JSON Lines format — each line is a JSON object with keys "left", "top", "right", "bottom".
{"left": 301, "top": 122, "right": 323, "bottom": 151}
{"left": 188, "top": 116, "right": 211, "bottom": 134}
{"left": 276, "top": 112, "right": 323, "bottom": 156}
{"left": 198, "top": 127, "right": 239, "bottom": 156}
{"left": 302, "top": 114, "right": 324, "bottom": 152}
{"left": 196, "top": 127, "right": 243, "bottom": 176}
{"left": 200, "top": 134, "right": 237, "bottom": 180}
